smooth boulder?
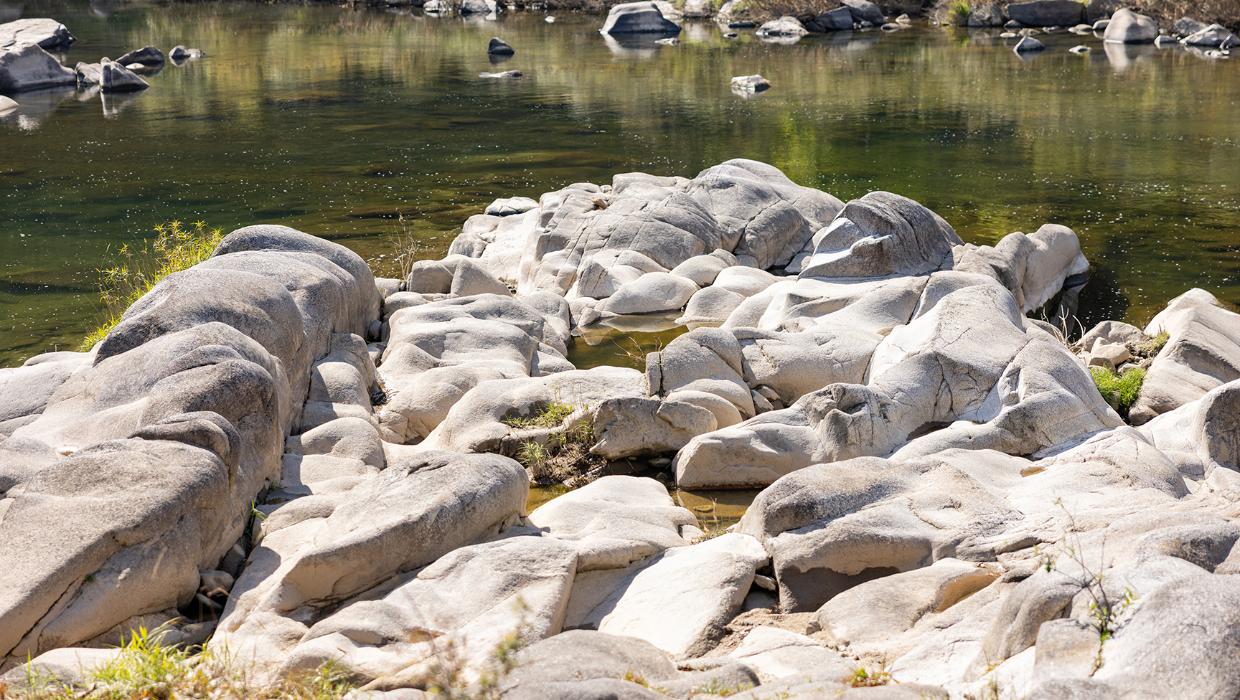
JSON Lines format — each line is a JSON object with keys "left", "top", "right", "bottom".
{"left": 0, "top": 43, "right": 76, "bottom": 93}
{"left": 601, "top": 2, "right": 681, "bottom": 35}
{"left": 0, "top": 18, "right": 75, "bottom": 50}
{"left": 1104, "top": 8, "right": 1158, "bottom": 43}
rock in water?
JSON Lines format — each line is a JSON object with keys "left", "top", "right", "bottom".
{"left": 810, "top": 6, "right": 854, "bottom": 32}
{"left": 459, "top": 0, "right": 499, "bottom": 14}
{"left": 1005, "top": 0, "right": 1084, "bottom": 27}
{"left": 1105, "top": 8, "right": 1159, "bottom": 43}
{"left": 756, "top": 16, "right": 807, "bottom": 37}
{"left": 0, "top": 94, "right": 16, "bottom": 114}
{"left": 487, "top": 37, "right": 515, "bottom": 55}
{"left": 77, "top": 59, "right": 149, "bottom": 92}
{"left": 0, "top": 18, "right": 75, "bottom": 50}
{"left": 169, "top": 45, "right": 205, "bottom": 61}
{"left": 0, "top": 43, "right": 76, "bottom": 93}
{"left": 1013, "top": 36, "right": 1046, "bottom": 52}
{"left": 1182, "top": 24, "right": 1237, "bottom": 48}
{"left": 601, "top": 1, "right": 682, "bottom": 35}
{"left": 1173, "top": 17, "right": 1207, "bottom": 37}
{"left": 1069, "top": 44, "right": 1090, "bottom": 54}
{"left": 842, "top": 0, "right": 885, "bottom": 26}
{"left": 485, "top": 196, "right": 537, "bottom": 216}
{"left": 730, "top": 74, "right": 771, "bottom": 93}
{"left": 116, "top": 45, "right": 164, "bottom": 67}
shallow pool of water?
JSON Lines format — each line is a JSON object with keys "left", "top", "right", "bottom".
{"left": 2, "top": 1, "right": 1238, "bottom": 366}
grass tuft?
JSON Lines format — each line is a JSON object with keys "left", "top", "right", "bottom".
{"left": 849, "top": 666, "right": 891, "bottom": 688}
{"left": 502, "top": 402, "right": 576, "bottom": 430}
{"left": 512, "top": 412, "right": 604, "bottom": 487}
{"left": 1090, "top": 366, "right": 1146, "bottom": 416}
{"left": 79, "top": 220, "right": 224, "bottom": 351}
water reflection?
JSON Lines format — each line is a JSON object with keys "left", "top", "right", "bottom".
{"left": 1104, "top": 41, "right": 1157, "bottom": 72}
{"left": 0, "top": 86, "right": 76, "bottom": 130}
{"left": 0, "top": 3, "right": 1238, "bottom": 366}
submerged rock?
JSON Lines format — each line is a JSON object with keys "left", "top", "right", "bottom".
{"left": 730, "top": 74, "right": 771, "bottom": 93}
{"left": 169, "top": 45, "right": 205, "bottom": 61}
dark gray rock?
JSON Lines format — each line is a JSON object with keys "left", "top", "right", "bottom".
{"left": 842, "top": 0, "right": 884, "bottom": 25}
{"left": 601, "top": 1, "right": 681, "bottom": 35}
{"left": 487, "top": 37, "right": 515, "bottom": 55}
{"left": 460, "top": 0, "right": 499, "bottom": 15}
{"left": 1014, "top": 35, "right": 1047, "bottom": 52}
{"left": 169, "top": 45, "right": 205, "bottom": 61}
{"left": 116, "top": 45, "right": 164, "bottom": 67}
{"left": 810, "top": 6, "right": 854, "bottom": 32}
{"left": 1006, "top": 0, "right": 1084, "bottom": 27}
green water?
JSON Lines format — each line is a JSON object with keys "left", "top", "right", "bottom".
{"left": 2, "top": 1, "right": 1239, "bottom": 366}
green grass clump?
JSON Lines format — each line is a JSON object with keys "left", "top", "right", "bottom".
{"left": 502, "top": 402, "right": 576, "bottom": 430}
{"left": 1090, "top": 366, "right": 1146, "bottom": 415}
{"left": 948, "top": 0, "right": 972, "bottom": 22}
{"left": 7, "top": 625, "right": 354, "bottom": 699}
{"left": 850, "top": 666, "right": 891, "bottom": 688}
{"left": 79, "top": 220, "right": 224, "bottom": 351}
{"left": 1135, "top": 331, "right": 1169, "bottom": 358}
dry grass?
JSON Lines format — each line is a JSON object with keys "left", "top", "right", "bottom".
{"left": 80, "top": 220, "right": 224, "bottom": 351}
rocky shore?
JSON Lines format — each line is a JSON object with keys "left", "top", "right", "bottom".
{"left": 1, "top": 157, "right": 1238, "bottom": 698}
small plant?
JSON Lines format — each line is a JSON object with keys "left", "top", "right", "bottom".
{"left": 1134, "top": 332, "right": 1169, "bottom": 359}
{"left": 849, "top": 666, "right": 891, "bottom": 688}
{"left": 80, "top": 219, "right": 224, "bottom": 350}
{"left": 693, "top": 678, "right": 755, "bottom": 696}
{"left": 1042, "top": 499, "right": 1140, "bottom": 673}
{"left": 392, "top": 212, "right": 422, "bottom": 281}
{"left": 516, "top": 440, "right": 549, "bottom": 471}
{"left": 513, "top": 416, "right": 604, "bottom": 487}
{"left": 503, "top": 402, "right": 576, "bottom": 430}
{"left": 948, "top": 0, "right": 972, "bottom": 22}
{"left": 420, "top": 598, "right": 533, "bottom": 700}
{"left": 1089, "top": 366, "right": 1146, "bottom": 416}
{"left": 622, "top": 670, "right": 650, "bottom": 687}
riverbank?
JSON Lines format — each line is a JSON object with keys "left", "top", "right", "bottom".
{"left": 1, "top": 156, "right": 1239, "bottom": 698}
{"left": 937, "top": 0, "right": 1240, "bottom": 28}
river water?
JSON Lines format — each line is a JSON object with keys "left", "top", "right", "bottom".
{"left": 2, "top": 0, "right": 1238, "bottom": 368}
